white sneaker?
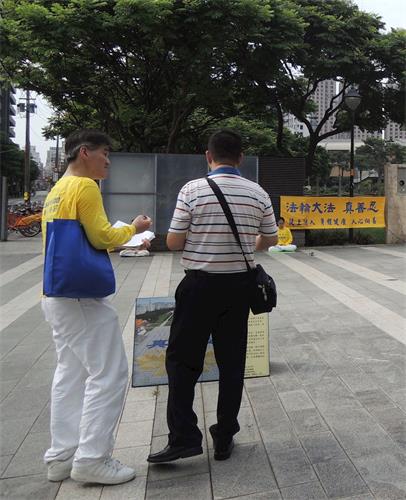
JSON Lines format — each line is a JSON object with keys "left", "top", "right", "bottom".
{"left": 47, "top": 456, "right": 74, "bottom": 481}
{"left": 70, "top": 457, "right": 136, "bottom": 485}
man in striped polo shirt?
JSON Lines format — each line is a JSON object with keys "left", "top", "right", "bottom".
{"left": 147, "top": 130, "right": 278, "bottom": 464}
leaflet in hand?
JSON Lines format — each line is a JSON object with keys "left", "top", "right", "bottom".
{"left": 113, "top": 220, "right": 155, "bottom": 248}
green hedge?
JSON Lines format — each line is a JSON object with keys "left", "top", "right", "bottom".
{"left": 306, "top": 228, "right": 385, "bottom": 246}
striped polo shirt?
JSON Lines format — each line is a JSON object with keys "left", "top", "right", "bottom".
{"left": 168, "top": 166, "right": 277, "bottom": 273}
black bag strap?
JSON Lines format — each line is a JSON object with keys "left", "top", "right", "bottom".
{"left": 206, "top": 176, "right": 251, "bottom": 272}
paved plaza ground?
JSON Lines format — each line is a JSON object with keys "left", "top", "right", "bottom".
{"left": 0, "top": 235, "right": 405, "bottom": 499}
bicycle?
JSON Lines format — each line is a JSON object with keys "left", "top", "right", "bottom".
{"left": 7, "top": 205, "right": 42, "bottom": 237}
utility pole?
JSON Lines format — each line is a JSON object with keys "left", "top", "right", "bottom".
{"left": 23, "top": 89, "right": 31, "bottom": 205}
{"left": 55, "top": 134, "right": 59, "bottom": 179}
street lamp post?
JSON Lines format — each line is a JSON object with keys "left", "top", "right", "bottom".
{"left": 344, "top": 86, "right": 361, "bottom": 243}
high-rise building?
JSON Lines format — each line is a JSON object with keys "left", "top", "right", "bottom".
{"left": 0, "top": 83, "right": 16, "bottom": 141}
{"left": 30, "top": 145, "right": 44, "bottom": 177}
{"left": 329, "top": 82, "right": 383, "bottom": 142}
{"left": 384, "top": 121, "right": 406, "bottom": 143}
{"left": 45, "top": 141, "right": 66, "bottom": 174}
{"left": 283, "top": 113, "right": 309, "bottom": 137}
{"left": 311, "top": 79, "right": 337, "bottom": 136}
{"left": 333, "top": 128, "right": 382, "bottom": 141}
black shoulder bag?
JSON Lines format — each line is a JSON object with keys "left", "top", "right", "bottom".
{"left": 206, "top": 177, "right": 277, "bottom": 315}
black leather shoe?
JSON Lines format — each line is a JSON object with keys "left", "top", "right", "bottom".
{"left": 209, "top": 425, "right": 234, "bottom": 461}
{"left": 147, "top": 444, "right": 203, "bottom": 463}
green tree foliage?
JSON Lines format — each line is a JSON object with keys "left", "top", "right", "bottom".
{"left": 0, "top": 0, "right": 302, "bottom": 153}
{"left": 1, "top": 0, "right": 404, "bottom": 176}
{"left": 265, "top": 0, "right": 405, "bottom": 174}
{"left": 355, "top": 137, "right": 406, "bottom": 178}
{"left": 0, "top": 134, "right": 39, "bottom": 195}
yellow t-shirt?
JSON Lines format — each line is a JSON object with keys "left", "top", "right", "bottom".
{"left": 42, "top": 176, "right": 135, "bottom": 250}
{"left": 277, "top": 227, "right": 293, "bottom": 246}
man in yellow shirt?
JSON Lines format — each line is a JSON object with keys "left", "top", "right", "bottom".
{"left": 269, "top": 217, "right": 297, "bottom": 252}
{"left": 42, "top": 129, "right": 152, "bottom": 485}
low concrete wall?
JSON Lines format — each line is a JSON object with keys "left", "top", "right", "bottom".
{"left": 385, "top": 163, "right": 406, "bottom": 244}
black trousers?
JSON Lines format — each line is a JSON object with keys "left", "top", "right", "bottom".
{"left": 165, "top": 270, "right": 250, "bottom": 447}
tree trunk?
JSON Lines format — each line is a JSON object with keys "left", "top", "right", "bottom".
{"left": 305, "top": 136, "right": 318, "bottom": 178}
{"left": 275, "top": 101, "right": 286, "bottom": 155}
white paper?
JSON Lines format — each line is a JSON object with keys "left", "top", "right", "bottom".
{"left": 113, "top": 221, "right": 155, "bottom": 247}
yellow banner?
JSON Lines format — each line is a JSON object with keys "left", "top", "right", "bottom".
{"left": 280, "top": 196, "right": 385, "bottom": 229}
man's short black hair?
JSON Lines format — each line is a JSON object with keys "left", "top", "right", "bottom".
{"left": 65, "top": 129, "right": 112, "bottom": 164}
{"left": 208, "top": 130, "right": 242, "bottom": 164}
{"left": 278, "top": 217, "right": 285, "bottom": 222}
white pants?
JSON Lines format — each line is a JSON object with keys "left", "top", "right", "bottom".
{"left": 42, "top": 297, "right": 128, "bottom": 465}
{"left": 269, "top": 244, "right": 297, "bottom": 252}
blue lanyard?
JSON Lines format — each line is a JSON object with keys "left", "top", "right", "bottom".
{"left": 207, "top": 166, "right": 242, "bottom": 177}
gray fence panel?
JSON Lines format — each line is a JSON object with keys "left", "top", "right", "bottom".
{"left": 156, "top": 154, "right": 207, "bottom": 234}
{"left": 101, "top": 153, "right": 156, "bottom": 229}
{"left": 102, "top": 153, "right": 258, "bottom": 238}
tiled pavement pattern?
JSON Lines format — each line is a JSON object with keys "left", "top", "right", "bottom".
{"left": 0, "top": 236, "right": 405, "bottom": 500}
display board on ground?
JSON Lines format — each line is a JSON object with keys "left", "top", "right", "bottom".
{"left": 132, "top": 297, "right": 269, "bottom": 387}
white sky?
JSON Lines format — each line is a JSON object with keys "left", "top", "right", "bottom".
{"left": 15, "top": 0, "right": 406, "bottom": 164}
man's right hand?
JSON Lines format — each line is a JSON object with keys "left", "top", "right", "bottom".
{"left": 132, "top": 215, "right": 152, "bottom": 233}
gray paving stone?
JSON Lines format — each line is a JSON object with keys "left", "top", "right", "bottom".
{"left": 152, "top": 402, "right": 168, "bottom": 437}
{"left": 100, "top": 476, "right": 147, "bottom": 500}
{"left": 266, "top": 447, "right": 316, "bottom": 488}
{"left": 306, "top": 378, "right": 362, "bottom": 412}
{"left": 322, "top": 408, "right": 401, "bottom": 458}
{"left": 126, "top": 386, "right": 157, "bottom": 403}
{"left": 253, "top": 402, "right": 300, "bottom": 450}
{"left": 30, "top": 404, "right": 51, "bottom": 434}
{"left": 55, "top": 479, "right": 102, "bottom": 499}
{"left": 281, "top": 481, "right": 327, "bottom": 499}
{"left": 352, "top": 452, "right": 406, "bottom": 499}
{"left": 146, "top": 473, "right": 211, "bottom": 500}
{"left": 113, "top": 445, "right": 150, "bottom": 477}
{"left": 0, "top": 416, "right": 36, "bottom": 455}
{"left": 156, "top": 384, "right": 169, "bottom": 404}
{"left": 262, "top": 431, "right": 301, "bottom": 453}
{"left": 314, "top": 458, "right": 370, "bottom": 498}
{"left": 279, "top": 389, "right": 315, "bottom": 412}
{"left": 288, "top": 408, "right": 329, "bottom": 435}
{"left": 16, "top": 367, "right": 54, "bottom": 391}
{"left": 300, "top": 432, "right": 346, "bottom": 464}
{"left": 3, "top": 431, "right": 48, "bottom": 478}
{"left": 0, "top": 360, "right": 32, "bottom": 382}
{"left": 386, "top": 388, "right": 406, "bottom": 412}
{"left": 371, "top": 407, "right": 406, "bottom": 450}
{"left": 335, "top": 495, "right": 374, "bottom": 500}
{"left": 280, "top": 345, "right": 334, "bottom": 386}
{"left": 245, "top": 382, "right": 282, "bottom": 409}
{"left": 202, "top": 381, "right": 235, "bottom": 413}
{"left": 336, "top": 368, "right": 380, "bottom": 393}
{"left": 0, "top": 386, "right": 50, "bottom": 420}
{"left": 0, "top": 456, "right": 12, "bottom": 477}
{"left": 115, "top": 420, "right": 153, "bottom": 449}
{"left": 0, "top": 473, "right": 59, "bottom": 500}
{"left": 354, "top": 360, "right": 406, "bottom": 391}
{"left": 270, "top": 363, "right": 303, "bottom": 392}
{"left": 355, "top": 388, "right": 398, "bottom": 412}
{"left": 152, "top": 399, "right": 203, "bottom": 438}
{"left": 227, "top": 490, "right": 282, "bottom": 499}
{"left": 206, "top": 406, "right": 260, "bottom": 447}
{"left": 272, "top": 328, "right": 310, "bottom": 348}
{"left": 148, "top": 435, "right": 208, "bottom": 482}
{"left": 121, "top": 399, "right": 155, "bottom": 423}
{"left": 211, "top": 442, "right": 277, "bottom": 499}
